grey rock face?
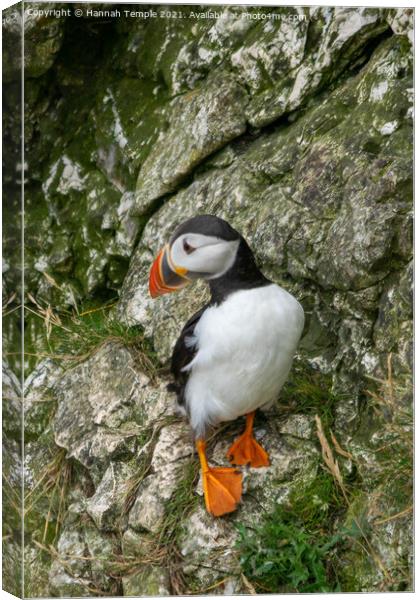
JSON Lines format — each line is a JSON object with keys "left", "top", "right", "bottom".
{"left": 119, "top": 34, "right": 412, "bottom": 396}
{"left": 14, "top": 5, "right": 403, "bottom": 318}
{"left": 122, "top": 566, "right": 171, "bottom": 597}
{"left": 48, "top": 524, "right": 119, "bottom": 597}
{"left": 24, "top": 359, "right": 62, "bottom": 438}
{"left": 134, "top": 72, "right": 248, "bottom": 213}
{"left": 52, "top": 343, "right": 144, "bottom": 483}
{"left": 87, "top": 461, "right": 137, "bottom": 531}
{"left": 128, "top": 422, "right": 191, "bottom": 532}
{"left": 235, "top": 7, "right": 388, "bottom": 127}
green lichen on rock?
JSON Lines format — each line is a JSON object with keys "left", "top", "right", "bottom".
{"left": 134, "top": 70, "right": 248, "bottom": 212}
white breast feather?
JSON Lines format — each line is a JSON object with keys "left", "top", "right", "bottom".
{"left": 183, "top": 284, "right": 305, "bottom": 437}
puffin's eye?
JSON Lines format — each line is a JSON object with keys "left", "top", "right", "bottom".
{"left": 183, "top": 239, "right": 196, "bottom": 254}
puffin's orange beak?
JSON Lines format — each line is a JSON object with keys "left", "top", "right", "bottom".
{"left": 149, "top": 248, "right": 168, "bottom": 298}
{"left": 149, "top": 245, "right": 190, "bottom": 298}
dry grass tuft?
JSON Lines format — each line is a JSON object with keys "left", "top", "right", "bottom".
{"left": 18, "top": 294, "right": 160, "bottom": 381}
{"left": 25, "top": 447, "right": 72, "bottom": 546}
{"left": 315, "top": 392, "right": 400, "bottom": 587}
{"left": 315, "top": 415, "right": 345, "bottom": 490}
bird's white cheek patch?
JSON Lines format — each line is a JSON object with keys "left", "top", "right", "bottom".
{"left": 170, "top": 234, "right": 239, "bottom": 277}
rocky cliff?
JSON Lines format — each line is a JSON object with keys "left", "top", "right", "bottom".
{"left": 3, "top": 4, "right": 413, "bottom": 596}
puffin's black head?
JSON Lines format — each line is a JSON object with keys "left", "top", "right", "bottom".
{"left": 149, "top": 215, "right": 241, "bottom": 298}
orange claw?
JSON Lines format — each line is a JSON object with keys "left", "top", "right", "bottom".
{"left": 227, "top": 412, "right": 270, "bottom": 468}
{"left": 196, "top": 439, "right": 242, "bottom": 517}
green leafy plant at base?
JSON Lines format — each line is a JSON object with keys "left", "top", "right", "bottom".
{"left": 236, "top": 513, "right": 344, "bottom": 593}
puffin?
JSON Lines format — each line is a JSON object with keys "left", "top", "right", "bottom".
{"left": 149, "top": 215, "right": 304, "bottom": 517}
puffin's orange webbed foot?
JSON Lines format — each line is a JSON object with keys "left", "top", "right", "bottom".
{"left": 196, "top": 440, "right": 242, "bottom": 517}
{"left": 227, "top": 412, "right": 270, "bottom": 468}
{"left": 202, "top": 467, "right": 242, "bottom": 517}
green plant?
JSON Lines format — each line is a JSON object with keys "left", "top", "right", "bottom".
{"left": 236, "top": 513, "right": 343, "bottom": 592}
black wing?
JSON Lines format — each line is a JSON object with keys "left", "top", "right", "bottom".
{"left": 168, "top": 305, "right": 209, "bottom": 411}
